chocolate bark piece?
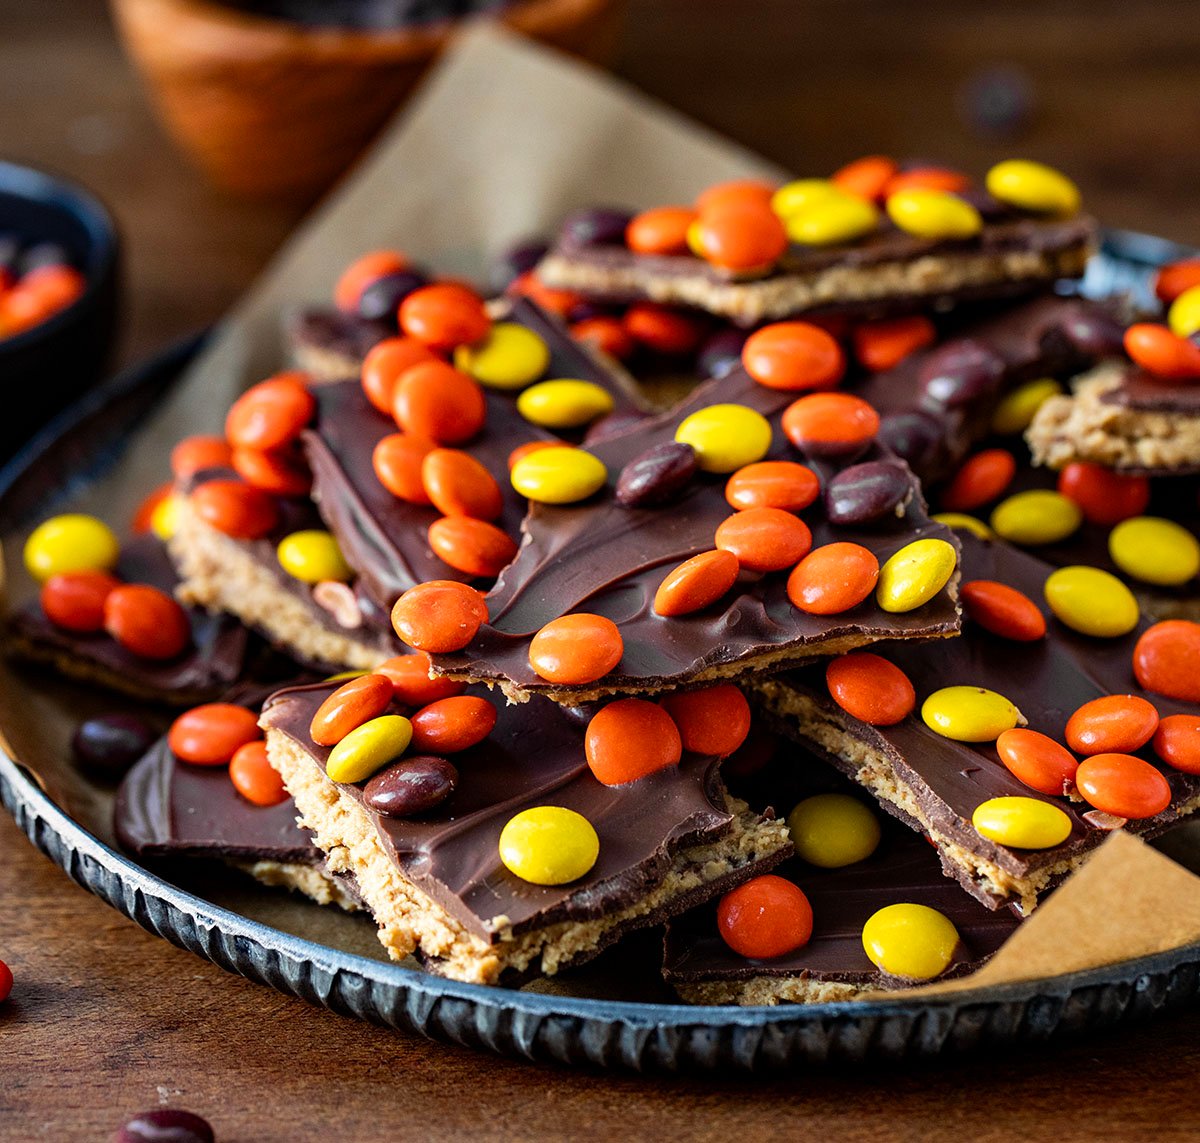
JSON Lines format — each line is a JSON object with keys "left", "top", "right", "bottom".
{"left": 114, "top": 685, "right": 361, "bottom": 910}
{"left": 537, "top": 211, "right": 1097, "bottom": 327}
{"left": 169, "top": 469, "right": 401, "bottom": 673}
{"left": 751, "top": 532, "right": 1200, "bottom": 915}
{"left": 1026, "top": 360, "right": 1200, "bottom": 475}
{"left": 286, "top": 308, "right": 395, "bottom": 381}
{"left": 299, "top": 296, "right": 650, "bottom": 613}
{"left": 260, "top": 679, "right": 792, "bottom": 984}
{"left": 431, "top": 365, "right": 961, "bottom": 705}
{"left": 9, "top": 534, "right": 250, "bottom": 706}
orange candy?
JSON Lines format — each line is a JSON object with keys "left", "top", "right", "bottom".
{"left": 884, "top": 167, "right": 971, "bottom": 196}
{"left": 741, "top": 322, "right": 845, "bottom": 391}
{"left": 20, "top": 264, "right": 86, "bottom": 313}
{"left": 225, "top": 373, "right": 315, "bottom": 452}
{"left": 229, "top": 740, "right": 288, "bottom": 806}
{"left": 585, "top": 698, "right": 682, "bottom": 785}
{"left": 507, "top": 440, "right": 559, "bottom": 471}
{"left": 653, "top": 549, "right": 740, "bottom": 617}
{"left": 995, "top": 728, "right": 1079, "bottom": 797}
{"left": 626, "top": 206, "right": 698, "bottom": 256}
{"left": 361, "top": 337, "right": 439, "bottom": 416}
{"left": 399, "top": 283, "right": 490, "bottom": 352}
{"left": 725, "top": 461, "right": 819, "bottom": 512}
{"left": 960, "top": 579, "right": 1046, "bottom": 642}
{"left": 569, "top": 316, "right": 636, "bottom": 360}
{"left": 623, "top": 303, "right": 707, "bottom": 356}
{"left": 940, "top": 449, "right": 1016, "bottom": 512}
{"left": 334, "top": 250, "right": 408, "bottom": 312}
{"left": 506, "top": 272, "right": 585, "bottom": 318}
{"left": 171, "top": 435, "right": 233, "bottom": 480}
{"left": 714, "top": 507, "right": 812, "bottom": 573}
{"left": 1075, "top": 753, "right": 1172, "bottom": 820}
{"left": 692, "top": 202, "right": 788, "bottom": 272}
{"left": 191, "top": 478, "right": 279, "bottom": 539}
{"left": 1056, "top": 462, "right": 1150, "bottom": 526}
{"left": 1153, "top": 715, "right": 1200, "bottom": 775}
{"left": 787, "top": 542, "right": 879, "bottom": 615}
{"left": 376, "top": 652, "right": 466, "bottom": 705}
{"left": 391, "top": 580, "right": 488, "bottom": 653}
{"left": 781, "top": 392, "right": 879, "bottom": 457}
{"left": 373, "top": 433, "right": 434, "bottom": 504}
{"left": 131, "top": 483, "right": 173, "bottom": 534}
{"left": 428, "top": 517, "right": 518, "bottom": 578}
{"left": 717, "top": 874, "right": 814, "bottom": 959}
{"left": 231, "top": 446, "right": 311, "bottom": 497}
{"left": 1124, "top": 323, "right": 1200, "bottom": 382}
{"left": 310, "top": 673, "right": 396, "bottom": 747}
{"left": 1065, "top": 695, "right": 1159, "bottom": 756}
{"left": 410, "top": 695, "right": 497, "bottom": 753}
{"left": 392, "top": 360, "right": 486, "bottom": 445}
{"left": 40, "top": 570, "right": 121, "bottom": 633}
{"left": 1133, "top": 621, "right": 1200, "bottom": 703}
{"left": 1155, "top": 260, "right": 1200, "bottom": 305}
{"left": 694, "top": 179, "right": 777, "bottom": 213}
{"left": 421, "top": 448, "right": 503, "bottom": 520}
{"left": 103, "top": 584, "right": 191, "bottom": 660}
{"left": 852, "top": 315, "right": 937, "bottom": 372}
{"left": 832, "top": 155, "right": 899, "bottom": 202}
{"left": 825, "top": 652, "right": 915, "bottom": 726}
{"left": 528, "top": 613, "right": 623, "bottom": 685}
{"left": 659, "top": 684, "right": 751, "bottom": 757}
{"left": 169, "top": 703, "right": 261, "bottom": 766}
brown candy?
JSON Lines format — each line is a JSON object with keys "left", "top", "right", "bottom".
{"left": 363, "top": 755, "right": 458, "bottom": 817}
{"left": 615, "top": 441, "right": 697, "bottom": 508}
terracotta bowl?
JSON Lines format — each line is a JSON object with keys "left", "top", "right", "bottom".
{"left": 109, "top": 0, "right": 629, "bottom": 200}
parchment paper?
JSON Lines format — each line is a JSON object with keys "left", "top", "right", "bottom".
{"left": 4, "top": 24, "right": 1200, "bottom": 1003}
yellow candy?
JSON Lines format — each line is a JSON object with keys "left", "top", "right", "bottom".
{"left": 1109, "top": 516, "right": 1200, "bottom": 587}
{"left": 991, "top": 378, "right": 1063, "bottom": 435}
{"left": 921, "top": 685, "right": 1022, "bottom": 742}
{"left": 770, "top": 178, "right": 841, "bottom": 219}
{"left": 277, "top": 530, "right": 353, "bottom": 584}
{"left": 972, "top": 796, "right": 1072, "bottom": 849}
{"left": 986, "top": 159, "right": 1081, "bottom": 217}
{"left": 453, "top": 322, "right": 549, "bottom": 391}
{"left": 931, "top": 512, "right": 993, "bottom": 540}
{"left": 23, "top": 514, "right": 120, "bottom": 583}
{"left": 686, "top": 218, "right": 707, "bottom": 259}
{"left": 787, "top": 794, "right": 881, "bottom": 869}
{"left": 990, "top": 490, "right": 1082, "bottom": 546}
{"left": 498, "top": 806, "right": 599, "bottom": 885}
{"left": 325, "top": 714, "right": 413, "bottom": 784}
{"left": 674, "top": 404, "right": 772, "bottom": 474}
{"left": 1167, "top": 285, "right": 1200, "bottom": 339}
{"left": 517, "top": 379, "right": 615, "bottom": 430}
{"left": 875, "top": 537, "right": 957, "bottom": 613}
{"left": 325, "top": 670, "right": 368, "bottom": 682}
{"left": 785, "top": 194, "right": 880, "bottom": 247}
{"left": 149, "top": 494, "right": 181, "bottom": 542}
{"left": 1044, "top": 565, "right": 1139, "bottom": 637}
{"left": 861, "top": 903, "right": 960, "bottom": 981}
{"left": 511, "top": 445, "right": 608, "bottom": 504}
{"left": 885, "top": 189, "right": 982, "bottom": 240}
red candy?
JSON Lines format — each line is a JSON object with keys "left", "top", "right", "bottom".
{"left": 742, "top": 323, "right": 845, "bottom": 391}
{"left": 528, "top": 613, "right": 623, "bottom": 686}
{"left": 190, "top": 478, "right": 279, "bottom": 540}
{"left": 40, "top": 570, "right": 121, "bottom": 633}
{"left": 1124, "top": 323, "right": 1200, "bottom": 382}
{"left": 229, "top": 740, "right": 288, "bottom": 806}
{"left": 225, "top": 373, "right": 315, "bottom": 452}
{"left": 1155, "top": 260, "right": 1200, "bottom": 304}
{"left": 940, "top": 449, "right": 1016, "bottom": 512}
{"left": 310, "top": 673, "right": 396, "bottom": 747}
{"left": 428, "top": 516, "right": 518, "bottom": 578}
{"left": 653, "top": 549, "right": 740, "bottom": 617}
{"left": 1056, "top": 462, "right": 1150, "bottom": 526}
{"left": 361, "top": 337, "right": 439, "bottom": 415}
{"left": 376, "top": 652, "right": 466, "bottom": 706}
{"left": 103, "top": 584, "right": 190, "bottom": 660}
{"left": 171, "top": 435, "right": 233, "bottom": 480}
{"left": 832, "top": 155, "right": 898, "bottom": 202}
{"left": 725, "top": 461, "right": 819, "bottom": 512}
{"left": 659, "top": 684, "right": 751, "bottom": 757}
{"left": 717, "top": 874, "right": 814, "bottom": 959}
{"left": 373, "top": 433, "right": 434, "bottom": 504}
{"left": 623, "top": 304, "right": 707, "bottom": 356}
{"left": 569, "top": 316, "right": 636, "bottom": 360}
{"left": 335, "top": 250, "right": 408, "bottom": 312}
{"left": 399, "top": 283, "right": 490, "bottom": 351}
{"left": 995, "top": 728, "right": 1078, "bottom": 797}
{"left": 421, "top": 448, "right": 503, "bottom": 520}
{"left": 1065, "top": 695, "right": 1159, "bottom": 756}
{"left": 692, "top": 202, "right": 787, "bottom": 272}
{"left": 960, "top": 579, "right": 1046, "bottom": 642}
{"left": 787, "top": 542, "right": 879, "bottom": 615}
{"left": 1153, "top": 715, "right": 1200, "bottom": 775}
{"left": 825, "top": 652, "right": 915, "bottom": 726}
{"left": 714, "top": 507, "right": 812, "bottom": 573}
{"left": 169, "top": 703, "right": 261, "bottom": 766}
{"left": 626, "top": 206, "right": 697, "bottom": 256}
{"left": 782, "top": 392, "right": 879, "bottom": 458}
{"left": 392, "top": 360, "right": 486, "bottom": 445}
{"left": 1133, "top": 621, "right": 1200, "bottom": 703}
{"left": 1075, "top": 753, "right": 1172, "bottom": 820}
{"left": 391, "top": 581, "right": 488, "bottom": 653}
{"left": 410, "top": 695, "right": 497, "bottom": 753}
{"left": 585, "top": 698, "right": 682, "bottom": 785}
{"left": 852, "top": 315, "right": 936, "bottom": 372}
{"left": 506, "top": 272, "right": 584, "bottom": 318}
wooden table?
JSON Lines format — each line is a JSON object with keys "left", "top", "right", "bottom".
{"left": 4, "top": 2, "right": 1200, "bottom": 1136}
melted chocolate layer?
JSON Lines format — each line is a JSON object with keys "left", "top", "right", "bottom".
{"left": 288, "top": 309, "right": 394, "bottom": 370}
{"left": 1100, "top": 367, "right": 1200, "bottom": 414}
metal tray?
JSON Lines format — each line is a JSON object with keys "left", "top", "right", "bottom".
{"left": 3, "top": 231, "right": 1200, "bottom": 1073}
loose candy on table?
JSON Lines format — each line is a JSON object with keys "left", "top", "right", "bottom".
{"left": 725, "top": 460, "right": 819, "bottom": 512}
{"left": 409, "top": 695, "right": 498, "bottom": 754}
{"left": 717, "top": 875, "right": 814, "bottom": 959}
{"left": 585, "top": 698, "right": 682, "bottom": 785}
{"left": 741, "top": 322, "right": 845, "bottom": 391}
{"left": 325, "top": 714, "right": 413, "bottom": 784}
{"left": 1108, "top": 517, "right": 1200, "bottom": 587}
{"left": 960, "top": 579, "right": 1046, "bottom": 642}
{"left": 363, "top": 754, "right": 459, "bottom": 817}
{"left": 1056, "top": 462, "right": 1150, "bottom": 526}
{"left": 310, "top": 673, "right": 395, "bottom": 746}
{"left": 875, "top": 538, "right": 957, "bottom": 613}
{"left": 825, "top": 652, "right": 915, "bottom": 726}
{"left": 517, "top": 378, "right": 615, "bottom": 429}
{"left": 1132, "top": 621, "right": 1200, "bottom": 703}
{"left": 453, "top": 322, "right": 550, "bottom": 390}
{"left": 787, "top": 793, "right": 881, "bottom": 868}
{"left": 103, "top": 585, "right": 191, "bottom": 661}
{"left": 995, "top": 728, "right": 1079, "bottom": 797}
{"left": 114, "top": 1109, "right": 215, "bottom": 1143}
{"left": 391, "top": 581, "right": 488, "bottom": 653}
{"left": 510, "top": 445, "right": 608, "bottom": 504}
{"left": 921, "top": 685, "right": 1022, "bottom": 742}
{"left": 787, "top": 542, "right": 880, "bottom": 616}
{"left": 616, "top": 441, "right": 698, "bottom": 508}
{"left": 499, "top": 805, "right": 600, "bottom": 885}
{"left": 528, "top": 613, "right": 623, "bottom": 685}
{"left": 990, "top": 489, "right": 1082, "bottom": 545}
{"left": 72, "top": 713, "right": 157, "bottom": 779}
{"left": 1074, "top": 752, "right": 1172, "bottom": 820}
{"left": 168, "top": 703, "right": 261, "bottom": 766}
{"left": 674, "top": 404, "right": 772, "bottom": 472}
{"left": 971, "top": 796, "right": 1073, "bottom": 849}
{"left": 1065, "top": 694, "right": 1159, "bottom": 756}
{"left": 229, "top": 740, "right": 288, "bottom": 806}
{"left": 714, "top": 507, "right": 812, "bottom": 572}
{"left": 1044, "top": 566, "right": 1139, "bottom": 638}
{"left": 276, "top": 530, "right": 352, "bottom": 584}
{"left": 861, "top": 902, "right": 960, "bottom": 980}
{"left": 24, "top": 514, "right": 120, "bottom": 582}
{"left": 658, "top": 684, "right": 752, "bottom": 757}
{"left": 653, "top": 549, "right": 741, "bottom": 617}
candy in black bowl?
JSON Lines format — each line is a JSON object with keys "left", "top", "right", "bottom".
{"left": 0, "top": 160, "right": 119, "bottom": 460}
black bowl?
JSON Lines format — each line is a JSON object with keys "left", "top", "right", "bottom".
{"left": 0, "top": 160, "right": 120, "bottom": 460}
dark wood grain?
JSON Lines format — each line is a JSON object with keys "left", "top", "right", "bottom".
{"left": 4, "top": 0, "right": 1200, "bottom": 1135}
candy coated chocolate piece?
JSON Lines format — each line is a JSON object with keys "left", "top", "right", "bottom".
{"left": 615, "top": 441, "right": 697, "bottom": 507}
{"left": 114, "top": 1108, "right": 214, "bottom": 1143}
{"left": 825, "top": 460, "right": 912, "bottom": 525}
{"left": 918, "top": 338, "right": 1006, "bottom": 408}
{"left": 697, "top": 328, "right": 750, "bottom": 379}
{"left": 357, "top": 268, "right": 428, "bottom": 324}
{"left": 559, "top": 207, "right": 634, "bottom": 251}
{"left": 72, "top": 714, "right": 157, "bottom": 780}
{"left": 363, "top": 754, "right": 458, "bottom": 817}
